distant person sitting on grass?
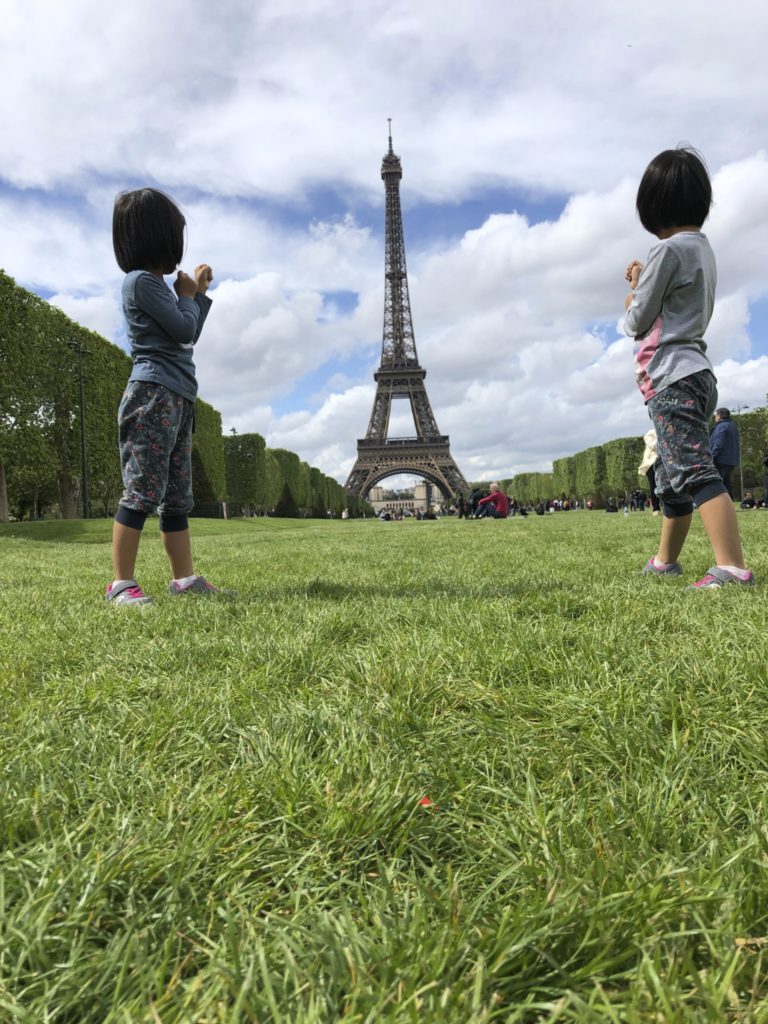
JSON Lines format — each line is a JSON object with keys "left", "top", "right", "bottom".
{"left": 624, "top": 146, "right": 753, "bottom": 588}
{"left": 477, "top": 484, "right": 509, "bottom": 518}
{"left": 108, "top": 188, "right": 226, "bottom": 606}
{"left": 740, "top": 491, "right": 757, "bottom": 510}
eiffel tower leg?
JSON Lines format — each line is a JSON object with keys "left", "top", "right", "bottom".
{"left": 408, "top": 382, "right": 440, "bottom": 438}
{"left": 366, "top": 382, "right": 393, "bottom": 440}
{"left": 344, "top": 463, "right": 374, "bottom": 495}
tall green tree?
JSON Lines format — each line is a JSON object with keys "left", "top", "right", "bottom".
{"left": 573, "top": 445, "right": 607, "bottom": 504}
{"left": 192, "top": 400, "right": 225, "bottom": 505}
{"left": 604, "top": 437, "right": 644, "bottom": 501}
{"left": 308, "top": 466, "right": 326, "bottom": 517}
{"left": 269, "top": 449, "right": 304, "bottom": 515}
{"left": 734, "top": 407, "right": 768, "bottom": 494}
{"left": 552, "top": 456, "right": 576, "bottom": 499}
{"left": 263, "top": 450, "right": 283, "bottom": 512}
{"left": 224, "top": 431, "right": 271, "bottom": 515}
{"left": 0, "top": 273, "right": 62, "bottom": 520}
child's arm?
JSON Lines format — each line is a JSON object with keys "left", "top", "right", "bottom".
{"left": 135, "top": 272, "right": 204, "bottom": 345}
{"left": 172, "top": 267, "right": 214, "bottom": 345}
{"left": 623, "top": 245, "right": 678, "bottom": 337}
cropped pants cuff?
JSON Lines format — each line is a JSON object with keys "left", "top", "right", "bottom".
{"left": 159, "top": 513, "right": 189, "bottom": 533}
{"left": 115, "top": 506, "right": 148, "bottom": 531}
{"left": 691, "top": 479, "right": 728, "bottom": 508}
{"left": 663, "top": 500, "right": 694, "bottom": 519}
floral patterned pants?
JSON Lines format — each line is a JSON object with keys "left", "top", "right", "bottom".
{"left": 117, "top": 381, "right": 194, "bottom": 520}
{"left": 646, "top": 370, "right": 726, "bottom": 517}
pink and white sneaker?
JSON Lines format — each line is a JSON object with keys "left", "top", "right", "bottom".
{"left": 106, "top": 581, "right": 153, "bottom": 606}
{"left": 689, "top": 567, "right": 756, "bottom": 589}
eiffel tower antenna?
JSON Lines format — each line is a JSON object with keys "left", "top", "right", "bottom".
{"left": 345, "top": 127, "right": 468, "bottom": 500}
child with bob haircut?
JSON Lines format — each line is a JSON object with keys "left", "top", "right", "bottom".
{"left": 107, "top": 188, "right": 223, "bottom": 605}
{"left": 624, "top": 147, "right": 754, "bottom": 588}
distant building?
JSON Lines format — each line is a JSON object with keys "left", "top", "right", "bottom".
{"left": 366, "top": 481, "right": 438, "bottom": 515}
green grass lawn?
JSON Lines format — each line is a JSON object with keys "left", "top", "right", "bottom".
{"left": 1, "top": 511, "right": 768, "bottom": 1022}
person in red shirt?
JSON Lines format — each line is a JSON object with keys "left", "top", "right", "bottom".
{"left": 478, "top": 484, "right": 509, "bottom": 518}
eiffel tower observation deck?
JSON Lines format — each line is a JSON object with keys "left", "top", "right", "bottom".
{"left": 345, "top": 126, "right": 468, "bottom": 500}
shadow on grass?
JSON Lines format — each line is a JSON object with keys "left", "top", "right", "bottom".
{"left": 0, "top": 520, "right": 112, "bottom": 544}
{"left": 0, "top": 516, "right": 326, "bottom": 545}
{"left": 294, "top": 577, "right": 561, "bottom": 600}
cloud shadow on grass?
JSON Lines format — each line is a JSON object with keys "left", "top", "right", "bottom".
{"left": 285, "top": 577, "right": 563, "bottom": 601}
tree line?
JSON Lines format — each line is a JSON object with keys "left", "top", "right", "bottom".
{"left": 0, "top": 270, "right": 370, "bottom": 522}
{"left": 496, "top": 413, "right": 768, "bottom": 507}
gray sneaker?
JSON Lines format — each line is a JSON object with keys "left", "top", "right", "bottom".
{"left": 106, "top": 580, "right": 153, "bottom": 606}
{"left": 168, "top": 576, "right": 224, "bottom": 596}
{"left": 642, "top": 557, "right": 683, "bottom": 577}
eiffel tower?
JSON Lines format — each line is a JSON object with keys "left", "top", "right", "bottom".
{"left": 345, "top": 125, "right": 468, "bottom": 501}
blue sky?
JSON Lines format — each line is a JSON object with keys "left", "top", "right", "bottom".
{"left": 2, "top": 0, "right": 768, "bottom": 484}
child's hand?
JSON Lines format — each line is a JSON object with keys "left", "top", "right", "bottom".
{"left": 625, "top": 260, "right": 643, "bottom": 288}
{"left": 174, "top": 271, "right": 197, "bottom": 299}
{"left": 194, "top": 264, "right": 214, "bottom": 294}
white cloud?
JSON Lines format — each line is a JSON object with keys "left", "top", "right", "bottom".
{"left": 711, "top": 358, "right": 768, "bottom": 411}
{"left": 48, "top": 291, "right": 121, "bottom": 341}
{"left": 0, "top": 194, "right": 113, "bottom": 294}
{"left": 195, "top": 274, "right": 332, "bottom": 414}
{"left": 4, "top": 0, "right": 768, "bottom": 200}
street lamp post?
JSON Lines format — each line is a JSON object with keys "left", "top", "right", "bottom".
{"left": 68, "top": 339, "right": 92, "bottom": 518}
{"left": 736, "top": 403, "right": 750, "bottom": 501}
{"left": 230, "top": 427, "right": 240, "bottom": 517}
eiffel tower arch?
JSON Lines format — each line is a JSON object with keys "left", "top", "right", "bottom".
{"left": 345, "top": 126, "right": 468, "bottom": 502}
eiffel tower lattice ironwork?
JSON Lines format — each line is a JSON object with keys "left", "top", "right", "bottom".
{"left": 345, "top": 126, "right": 468, "bottom": 501}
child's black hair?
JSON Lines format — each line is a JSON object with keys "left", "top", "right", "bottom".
{"left": 112, "top": 188, "right": 186, "bottom": 274}
{"left": 636, "top": 147, "right": 712, "bottom": 236}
